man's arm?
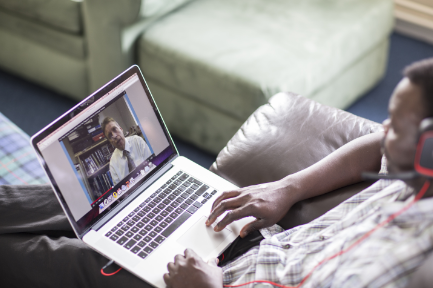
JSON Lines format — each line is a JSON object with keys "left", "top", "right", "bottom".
{"left": 207, "top": 132, "right": 383, "bottom": 237}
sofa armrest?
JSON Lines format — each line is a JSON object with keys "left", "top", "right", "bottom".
{"left": 83, "top": 0, "right": 196, "bottom": 94}
{"left": 210, "top": 92, "right": 382, "bottom": 187}
{"left": 84, "top": 0, "right": 142, "bottom": 28}
{"left": 83, "top": 0, "right": 142, "bottom": 93}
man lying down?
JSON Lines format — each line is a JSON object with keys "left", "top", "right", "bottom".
{"left": 163, "top": 58, "right": 433, "bottom": 288}
{"left": 0, "top": 58, "right": 432, "bottom": 288}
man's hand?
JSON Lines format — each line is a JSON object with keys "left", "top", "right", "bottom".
{"left": 206, "top": 181, "right": 298, "bottom": 238}
{"left": 163, "top": 249, "right": 223, "bottom": 288}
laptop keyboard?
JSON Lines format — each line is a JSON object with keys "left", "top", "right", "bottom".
{"left": 104, "top": 171, "right": 217, "bottom": 259}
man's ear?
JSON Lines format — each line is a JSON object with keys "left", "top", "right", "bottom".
{"left": 415, "top": 118, "right": 433, "bottom": 177}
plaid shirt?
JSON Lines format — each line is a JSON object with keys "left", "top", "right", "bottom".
{"left": 222, "top": 156, "right": 433, "bottom": 288}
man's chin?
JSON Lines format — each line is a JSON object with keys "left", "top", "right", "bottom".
{"left": 112, "top": 141, "right": 124, "bottom": 150}
{"left": 118, "top": 140, "right": 125, "bottom": 150}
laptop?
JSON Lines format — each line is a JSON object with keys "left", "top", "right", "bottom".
{"left": 30, "top": 65, "right": 252, "bottom": 287}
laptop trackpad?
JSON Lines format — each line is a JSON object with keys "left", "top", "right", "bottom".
{"left": 177, "top": 216, "right": 233, "bottom": 258}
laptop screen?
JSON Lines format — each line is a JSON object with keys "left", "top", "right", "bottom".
{"left": 32, "top": 66, "right": 177, "bottom": 237}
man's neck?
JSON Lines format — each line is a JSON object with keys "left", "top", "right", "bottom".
{"left": 406, "top": 177, "right": 433, "bottom": 198}
{"left": 119, "top": 137, "right": 129, "bottom": 152}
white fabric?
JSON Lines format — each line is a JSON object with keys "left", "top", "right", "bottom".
{"left": 109, "top": 135, "right": 151, "bottom": 185}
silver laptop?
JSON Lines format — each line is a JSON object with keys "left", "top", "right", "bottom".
{"left": 31, "top": 65, "right": 252, "bottom": 287}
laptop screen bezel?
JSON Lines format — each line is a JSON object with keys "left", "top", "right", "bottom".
{"left": 30, "top": 65, "right": 179, "bottom": 239}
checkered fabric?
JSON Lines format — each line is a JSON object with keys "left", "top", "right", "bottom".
{"left": 0, "top": 113, "right": 48, "bottom": 185}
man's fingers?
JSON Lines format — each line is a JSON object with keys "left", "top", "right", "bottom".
{"left": 184, "top": 248, "right": 198, "bottom": 259}
{"left": 167, "top": 261, "right": 176, "bottom": 273}
{"left": 211, "top": 190, "right": 242, "bottom": 212}
{"left": 163, "top": 273, "right": 172, "bottom": 287}
{"left": 213, "top": 206, "right": 254, "bottom": 231}
{"left": 174, "top": 254, "right": 184, "bottom": 263}
{"left": 206, "top": 196, "right": 245, "bottom": 226}
{"left": 239, "top": 219, "right": 267, "bottom": 238}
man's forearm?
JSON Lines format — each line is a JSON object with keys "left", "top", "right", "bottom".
{"left": 282, "top": 132, "right": 383, "bottom": 203}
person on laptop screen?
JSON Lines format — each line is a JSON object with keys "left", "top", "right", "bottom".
{"left": 102, "top": 117, "right": 151, "bottom": 185}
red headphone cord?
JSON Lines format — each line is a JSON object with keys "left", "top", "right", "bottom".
{"left": 223, "top": 180, "right": 431, "bottom": 288}
{"left": 100, "top": 260, "right": 123, "bottom": 276}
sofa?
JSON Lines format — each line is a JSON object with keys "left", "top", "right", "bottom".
{"left": 0, "top": 0, "right": 193, "bottom": 100}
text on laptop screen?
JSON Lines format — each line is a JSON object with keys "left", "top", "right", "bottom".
{"left": 36, "top": 73, "right": 175, "bottom": 234}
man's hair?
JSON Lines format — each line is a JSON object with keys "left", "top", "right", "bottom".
{"left": 404, "top": 58, "right": 433, "bottom": 117}
{"left": 101, "top": 117, "right": 118, "bottom": 137}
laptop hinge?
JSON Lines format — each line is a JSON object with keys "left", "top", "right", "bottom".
{"left": 92, "top": 161, "right": 174, "bottom": 231}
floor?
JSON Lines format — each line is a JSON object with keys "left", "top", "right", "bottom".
{"left": 0, "top": 32, "right": 432, "bottom": 169}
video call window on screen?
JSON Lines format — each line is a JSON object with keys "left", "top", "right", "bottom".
{"left": 59, "top": 92, "right": 155, "bottom": 205}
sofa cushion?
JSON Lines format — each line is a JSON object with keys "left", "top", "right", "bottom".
{"left": 139, "top": 0, "right": 393, "bottom": 121}
{"left": 0, "top": 27, "right": 88, "bottom": 99}
{"left": 0, "top": 9, "right": 85, "bottom": 60}
{"left": 210, "top": 92, "right": 382, "bottom": 188}
{"left": 0, "top": 0, "right": 82, "bottom": 34}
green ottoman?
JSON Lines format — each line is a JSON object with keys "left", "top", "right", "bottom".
{"left": 138, "top": 0, "right": 393, "bottom": 153}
